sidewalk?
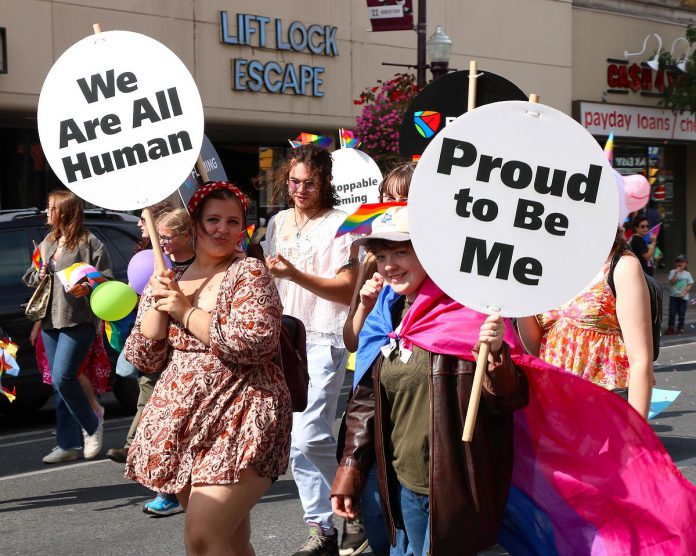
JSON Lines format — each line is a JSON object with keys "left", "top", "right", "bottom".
{"left": 653, "top": 267, "right": 696, "bottom": 344}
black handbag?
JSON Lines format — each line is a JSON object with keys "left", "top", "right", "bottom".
{"left": 277, "top": 315, "right": 309, "bottom": 412}
{"left": 25, "top": 274, "right": 52, "bottom": 321}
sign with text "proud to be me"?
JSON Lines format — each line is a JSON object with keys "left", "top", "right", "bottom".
{"left": 408, "top": 101, "right": 618, "bottom": 317}
{"left": 38, "top": 31, "right": 204, "bottom": 211}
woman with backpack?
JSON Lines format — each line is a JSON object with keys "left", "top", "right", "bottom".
{"left": 517, "top": 228, "right": 654, "bottom": 418}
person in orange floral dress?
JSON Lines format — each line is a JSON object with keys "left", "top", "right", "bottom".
{"left": 124, "top": 182, "right": 291, "bottom": 556}
{"left": 517, "top": 229, "right": 653, "bottom": 418}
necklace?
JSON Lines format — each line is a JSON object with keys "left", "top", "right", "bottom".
{"left": 293, "top": 207, "right": 323, "bottom": 240}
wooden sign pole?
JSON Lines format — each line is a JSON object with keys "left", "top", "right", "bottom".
{"left": 462, "top": 90, "right": 541, "bottom": 442}
{"left": 196, "top": 155, "right": 210, "bottom": 183}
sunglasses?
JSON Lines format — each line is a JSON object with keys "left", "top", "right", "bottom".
{"left": 638, "top": 224, "right": 649, "bottom": 229}
{"left": 288, "top": 178, "right": 318, "bottom": 192}
{"left": 159, "top": 234, "right": 176, "bottom": 243}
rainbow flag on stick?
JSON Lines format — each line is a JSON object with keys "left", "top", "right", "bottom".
{"left": 335, "top": 202, "right": 407, "bottom": 238}
{"left": 0, "top": 337, "right": 19, "bottom": 403}
{"left": 604, "top": 132, "right": 614, "bottom": 166}
{"left": 289, "top": 132, "right": 332, "bottom": 149}
{"left": 241, "top": 224, "right": 255, "bottom": 253}
{"left": 56, "top": 262, "right": 107, "bottom": 292}
{"left": 32, "top": 241, "right": 42, "bottom": 271}
{"left": 340, "top": 128, "right": 361, "bottom": 149}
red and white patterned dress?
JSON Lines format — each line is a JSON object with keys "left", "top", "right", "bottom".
{"left": 124, "top": 257, "right": 291, "bottom": 493}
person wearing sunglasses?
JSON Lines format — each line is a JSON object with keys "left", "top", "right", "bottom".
{"left": 629, "top": 215, "right": 656, "bottom": 276}
{"left": 262, "top": 144, "right": 359, "bottom": 556}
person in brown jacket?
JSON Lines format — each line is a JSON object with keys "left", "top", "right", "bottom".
{"left": 330, "top": 207, "right": 529, "bottom": 556}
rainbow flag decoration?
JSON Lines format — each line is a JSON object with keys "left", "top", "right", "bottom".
{"left": 56, "top": 262, "right": 107, "bottom": 292}
{"left": 340, "top": 128, "right": 361, "bottom": 149}
{"left": 289, "top": 132, "right": 332, "bottom": 149}
{"left": 31, "top": 241, "right": 42, "bottom": 271}
{"left": 242, "top": 224, "right": 256, "bottom": 253}
{"left": 335, "top": 202, "right": 407, "bottom": 238}
{"left": 643, "top": 222, "right": 662, "bottom": 245}
{"left": 104, "top": 311, "right": 136, "bottom": 352}
{"left": 0, "top": 337, "right": 19, "bottom": 403}
{"left": 604, "top": 132, "right": 614, "bottom": 166}
{"left": 499, "top": 355, "right": 696, "bottom": 555}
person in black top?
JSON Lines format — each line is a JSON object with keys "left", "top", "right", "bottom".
{"left": 629, "top": 215, "right": 656, "bottom": 276}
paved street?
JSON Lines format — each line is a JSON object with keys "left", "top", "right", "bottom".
{"left": 1, "top": 330, "right": 694, "bottom": 555}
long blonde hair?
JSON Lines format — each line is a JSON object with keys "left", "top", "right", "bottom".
{"left": 47, "top": 190, "right": 88, "bottom": 251}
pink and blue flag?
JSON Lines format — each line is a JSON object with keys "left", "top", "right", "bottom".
{"left": 643, "top": 222, "right": 662, "bottom": 245}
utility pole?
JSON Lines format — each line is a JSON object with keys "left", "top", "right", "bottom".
{"left": 416, "top": 0, "right": 427, "bottom": 87}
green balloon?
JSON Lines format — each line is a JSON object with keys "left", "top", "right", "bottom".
{"left": 90, "top": 281, "right": 138, "bottom": 322}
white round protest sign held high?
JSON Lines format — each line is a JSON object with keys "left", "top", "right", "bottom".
{"left": 331, "top": 148, "right": 382, "bottom": 214}
{"left": 38, "top": 30, "right": 204, "bottom": 211}
{"left": 408, "top": 100, "right": 618, "bottom": 317}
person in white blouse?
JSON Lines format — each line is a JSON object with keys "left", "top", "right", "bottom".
{"left": 262, "top": 144, "right": 359, "bottom": 556}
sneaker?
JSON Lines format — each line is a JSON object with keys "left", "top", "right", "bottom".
{"left": 665, "top": 327, "right": 675, "bottom": 335}
{"left": 339, "top": 516, "right": 368, "bottom": 556}
{"left": 106, "top": 447, "right": 129, "bottom": 463}
{"left": 291, "top": 523, "right": 338, "bottom": 556}
{"left": 142, "top": 495, "right": 184, "bottom": 517}
{"left": 83, "top": 405, "right": 104, "bottom": 459}
{"left": 42, "top": 446, "right": 80, "bottom": 464}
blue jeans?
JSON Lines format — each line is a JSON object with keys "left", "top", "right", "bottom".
{"left": 290, "top": 343, "right": 347, "bottom": 530}
{"left": 362, "top": 466, "right": 389, "bottom": 556}
{"left": 390, "top": 483, "right": 430, "bottom": 556}
{"left": 42, "top": 324, "right": 97, "bottom": 450}
{"left": 669, "top": 296, "right": 687, "bottom": 329}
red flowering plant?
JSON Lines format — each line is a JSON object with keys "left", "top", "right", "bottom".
{"left": 354, "top": 73, "right": 420, "bottom": 171}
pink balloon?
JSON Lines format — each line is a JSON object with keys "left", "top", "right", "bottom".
{"left": 623, "top": 174, "right": 651, "bottom": 212}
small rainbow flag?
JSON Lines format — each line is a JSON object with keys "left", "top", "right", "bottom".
{"left": 56, "top": 262, "right": 107, "bottom": 292}
{"left": 340, "top": 128, "right": 361, "bottom": 149}
{"left": 335, "top": 202, "right": 407, "bottom": 238}
{"left": 241, "top": 224, "right": 256, "bottom": 253}
{"left": 289, "top": 132, "right": 332, "bottom": 149}
{"left": 32, "top": 241, "right": 42, "bottom": 271}
{"left": 0, "top": 338, "right": 19, "bottom": 403}
{"left": 604, "top": 132, "right": 614, "bottom": 166}
{"left": 104, "top": 311, "right": 136, "bottom": 352}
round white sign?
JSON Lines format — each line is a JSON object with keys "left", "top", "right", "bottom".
{"left": 38, "top": 30, "right": 204, "bottom": 210}
{"left": 408, "top": 101, "right": 618, "bottom": 317}
{"left": 331, "top": 148, "right": 382, "bottom": 214}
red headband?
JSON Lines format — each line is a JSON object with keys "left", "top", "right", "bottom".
{"left": 187, "top": 181, "right": 250, "bottom": 215}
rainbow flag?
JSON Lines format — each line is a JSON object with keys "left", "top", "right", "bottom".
{"left": 0, "top": 338, "right": 19, "bottom": 403}
{"left": 643, "top": 222, "right": 662, "bottom": 245}
{"left": 241, "top": 224, "right": 255, "bottom": 253}
{"left": 340, "top": 128, "right": 361, "bottom": 149}
{"left": 335, "top": 202, "right": 407, "bottom": 238}
{"left": 604, "top": 132, "right": 614, "bottom": 166}
{"left": 499, "top": 356, "right": 696, "bottom": 555}
{"left": 56, "top": 263, "right": 107, "bottom": 292}
{"left": 104, "top": 311, "right": 136, "bottom": 352}
{"left": 289, "top": 132, "right": 332, "bottom": 149}
{"left": 31, "top": 241, "right": 42, "bottom": 271}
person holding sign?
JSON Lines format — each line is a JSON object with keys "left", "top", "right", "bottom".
{"left": 23, "top": 190, "right": 113, "bottom": 464}
{"left": 262, "top": 144, "right": 357, "bottom": 556}
{"left": 330, "top": 207, "right": 529, "bottom": 556}
{"left": 517, "top": 229, "right": 654, "bottom": 418}
{"left": 123, "top": 182, "right": 291, "bottom": 555}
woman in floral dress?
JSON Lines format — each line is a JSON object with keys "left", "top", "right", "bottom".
{"left": 124, "top": 182, "right": 291, "bottom": 556}
{"left": 517, "top": 229, "right": 653, "bottom": 418}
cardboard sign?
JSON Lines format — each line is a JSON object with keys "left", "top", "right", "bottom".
{"left": 399, "top": 70, "right": 527, "bottom": 162}
{"left": 331, "top": 148, "right": 382, "bottom": 214}
{"left": 38, "top": 31, "right": 204, "bottom": 210}
{"left": 408, "top": 101, "right": 618, "bottom": 317}
{"left": 178, "top": 134, "right": 228, "bottom": 207}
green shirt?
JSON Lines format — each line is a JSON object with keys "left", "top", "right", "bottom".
{"left": 380, "top": 302, "right": 430, "bottom": 494}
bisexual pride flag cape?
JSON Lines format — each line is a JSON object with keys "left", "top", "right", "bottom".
{"left": 357, "top": 279, "right": 696, "bottom": 554}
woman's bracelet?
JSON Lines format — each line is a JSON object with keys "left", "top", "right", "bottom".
{"left": 183, "top": 306, "right": 198, "bottom": 329}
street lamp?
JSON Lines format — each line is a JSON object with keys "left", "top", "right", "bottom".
{"left": 624, "top": 33, "right": 662, "bottom": 71}
{"left": 427, "top": 25, "right": 452, "bottom": 80}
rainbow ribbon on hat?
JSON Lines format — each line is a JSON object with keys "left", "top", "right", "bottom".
{"left": 335, "top": 202, "right": 407, "bottom": 238}
{"left": 340, "top": 128, "right": 361, "bottom": 149}
{"left": 55, "top": 262, "right": 108, "bottom": 292}
{"left": 604, "top": 132, "right": 614, "bottom": 167}
{"left": 289, "top": 132, "right": 332, "bottom": 149}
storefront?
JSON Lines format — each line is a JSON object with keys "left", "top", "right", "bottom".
{"left": 572, "top": 4, "right": 696, "bottom": 265}
{"left": 0, "top": 1, "right": 572, "bottom": 221}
